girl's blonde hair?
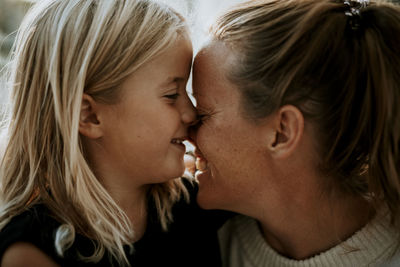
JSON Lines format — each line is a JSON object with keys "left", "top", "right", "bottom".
{"left": 212, "top": 0, "right": 400, "bottom": 225}
{"left": 0, "top": 0, "right": 189, "bottom": 265}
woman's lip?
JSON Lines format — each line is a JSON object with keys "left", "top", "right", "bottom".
{"left": 195, "top": 157, "right": 208, "bottom": 172}
{"left": 194, "top": 148, "right": 205, "bottom": 159}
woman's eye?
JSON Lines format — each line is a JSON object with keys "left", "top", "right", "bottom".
{"left": 164, "top": 93, "right": 180, "bottom": 100}
{"left": 197, "top": 114, "right": 210, "bottom": 123}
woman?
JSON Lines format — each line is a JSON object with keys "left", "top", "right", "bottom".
{"left": 191, "top": 0, "right": 400, "bottom": 266}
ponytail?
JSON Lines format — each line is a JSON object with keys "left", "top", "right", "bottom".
{"left": 362, "top": 6, "right": 400, "bottom": 221}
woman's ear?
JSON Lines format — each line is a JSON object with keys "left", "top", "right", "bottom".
{"left": 79, "top": 93, "right": 103, "bottom": 139}
{"left": 267, "top": 105, "right": 304, "bottom": 159}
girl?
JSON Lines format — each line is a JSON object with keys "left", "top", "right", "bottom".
{"left": 0, "top": 0, "right": 228, "bottom": 266}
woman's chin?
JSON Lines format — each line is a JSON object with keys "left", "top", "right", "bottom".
{"left": 195, "top": 176, "right": 220, "bottom": 210}
{"left": 196, "top": 192, "right": 216, "bottom": 210}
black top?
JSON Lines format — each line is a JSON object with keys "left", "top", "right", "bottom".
{"left": 0, "top": 180, "right": 232, "bottom": 267}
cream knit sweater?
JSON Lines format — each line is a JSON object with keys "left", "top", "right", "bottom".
{"left": 218, "top": 209, "right": 400, "bottom": 267}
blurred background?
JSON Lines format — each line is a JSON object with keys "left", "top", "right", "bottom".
{"left": 0, "top": 0, "right": 32, "bottom": 108}
{"left": 0, "top": 0, "right": 32, "bottom": 71}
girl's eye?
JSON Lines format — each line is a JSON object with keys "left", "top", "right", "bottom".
{"left": 164, "top": 93, "right": 180, "bottom": 100}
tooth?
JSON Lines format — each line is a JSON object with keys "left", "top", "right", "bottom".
{"left": 196, "top": 158, "right": 207, "bottom": 171}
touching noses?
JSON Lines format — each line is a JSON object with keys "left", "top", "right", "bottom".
{"left": 180, "top": 93, "right": 198, "bottom": 146}
{"left": 181, "top": 95, "right": 197, "bottom": 126}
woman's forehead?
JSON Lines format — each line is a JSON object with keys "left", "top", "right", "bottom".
{"left": 193, "top": 42, "right": 234, "bottom": 85}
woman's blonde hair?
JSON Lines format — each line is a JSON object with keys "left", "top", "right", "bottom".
{"left": 0, "top": 0, "right": 189, "bottom": 265}
{"left": 212, "top": 0, "right": 400, "bottom": 224}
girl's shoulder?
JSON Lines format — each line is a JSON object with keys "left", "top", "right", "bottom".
{"left": 0, "top": 205, "right": 105, "bottom": 266}
{"left": 0, "top": 204, "right": 62, "bottom": 265}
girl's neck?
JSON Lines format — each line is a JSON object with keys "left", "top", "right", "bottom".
{"left": 84, "top": 140, "right": 152, "bottom": 241}
{"left": 257, "top": 191, "right": 375, "bottom": 260}
{"left": 103, "top": 181, "right": 150, "bottom": 242}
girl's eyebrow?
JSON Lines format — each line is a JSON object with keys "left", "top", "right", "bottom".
{"left": 162, "top": 76, "right": 186, "bottom": 86}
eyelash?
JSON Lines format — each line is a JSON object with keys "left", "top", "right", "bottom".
{"left": 164, "top": 93, "right": 180, "bottom": 100}
{"left": 197, "top": 113, "right": 210, "bottom": 123}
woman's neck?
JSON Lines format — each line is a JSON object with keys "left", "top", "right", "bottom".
{"left": 257, "top": 190, "right": 375, "bottom": 260}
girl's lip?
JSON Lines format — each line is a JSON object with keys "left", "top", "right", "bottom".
{"left": 171, "top": 136, "right": 190, "bottom": 144}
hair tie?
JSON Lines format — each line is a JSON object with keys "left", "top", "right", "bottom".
{"left": 344, "top": 0, "right": 369, "bottom": 30}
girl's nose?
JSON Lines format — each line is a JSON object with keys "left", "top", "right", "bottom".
{"left": 181, "top": 96, "right": 197, "bottom": 125}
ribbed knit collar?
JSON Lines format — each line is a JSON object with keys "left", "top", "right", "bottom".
{"left": 233, "top": 208, "right": 398, "bottom": 267}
